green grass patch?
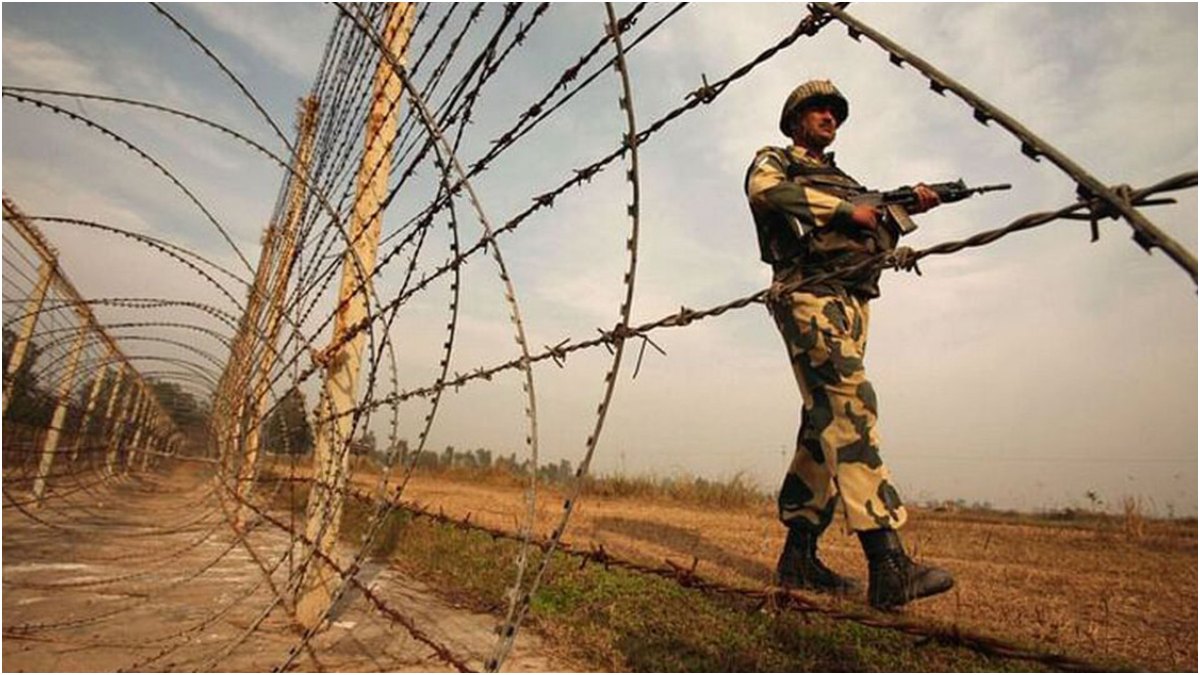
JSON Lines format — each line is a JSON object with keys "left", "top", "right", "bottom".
{"left": 263, "top": 479, "right": 1073, "bottom": 672}
{"left": 368, "top": 511, "right": 1045, "bottom": 672}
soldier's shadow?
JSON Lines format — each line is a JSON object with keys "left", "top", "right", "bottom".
{"left": 590, "top": 516, "right": 774, "bottom": 584}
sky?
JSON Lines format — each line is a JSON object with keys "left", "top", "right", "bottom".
{"left": 2, "top": 3, "right": 1196, "bottom": 516}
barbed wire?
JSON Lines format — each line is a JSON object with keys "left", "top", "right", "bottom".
{"left": 809, "top": 2, "right": 1197, "bottom": 283}
{"left": 3, "top": 2, "right": 1193, "bottom": 673}
{"left": 348, "top": 487, "right": 1115, "bottom": 673}
{"left": 0, "top": 92, "right": 256, "bottom": 278}
{"left": 299, "top": 171, "right": 1195, "bottom": 432}
{"left": 487, "top": 5, "right": 643, "bottom": 669}
{"left": 256, "top": 3, "right": 827, "bottom": 437}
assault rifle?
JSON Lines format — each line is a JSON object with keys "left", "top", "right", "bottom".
{"left": 851, "top": 179, "right": 1011, "bottom": 236}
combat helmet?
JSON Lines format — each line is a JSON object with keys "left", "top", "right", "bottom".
{"left": 779, "top": 79, "right": 849, "bottom": 137}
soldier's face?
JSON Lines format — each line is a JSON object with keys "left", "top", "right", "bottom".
{"left": 794, "top": 104, "right": 838, "bottom": 150}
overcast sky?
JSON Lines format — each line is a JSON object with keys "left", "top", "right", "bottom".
{"left": 3, "top": 3, "right": 1196, "bottom": 516}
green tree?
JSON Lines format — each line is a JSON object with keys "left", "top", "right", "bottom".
{"left": 148, "top": 378, "right": 210, "bottom": 453}
{"left": 262, "top": 387, "right": 313, "bottom": 455}
{"left": 474, "top": 447, "right": 492, "bottom": 469}
{"left": 2, "top": 328, "right": 54, "bottom": 428}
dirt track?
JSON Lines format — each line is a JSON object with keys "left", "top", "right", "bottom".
{"left": 395, "top": 471, "right": 1197, "bottom": 672}
{"left": 2, "top": 468, "right": 567, "bottom": 672}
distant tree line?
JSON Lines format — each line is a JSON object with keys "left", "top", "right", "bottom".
{"left": 257, "top": 390, "right": 575, "bottom": 481}
{"left": 2, "top": 329, "right": 212, "bottom": 459}
{"left": 385, "top": 441, "right": 577, "bottom": 483}
{"left": 3, "top": 328, "right": 55, "bottom": 430}
{"left": 261, "top": 387, "right": 314, "bottom": 455}
{"left": 148, "top": 379, "right": 211, "bottom": 454}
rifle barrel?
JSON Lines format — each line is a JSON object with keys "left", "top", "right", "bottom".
{"left": 978, "top": 183, "right": 1012, "bottom": 193}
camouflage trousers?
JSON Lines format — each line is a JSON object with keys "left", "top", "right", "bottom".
{"left": 769, "top": 289, "right": 907, "bottom": 534}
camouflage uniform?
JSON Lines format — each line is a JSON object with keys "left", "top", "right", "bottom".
{"left": 746, "top": 144, "right": 907, "bottom": 534}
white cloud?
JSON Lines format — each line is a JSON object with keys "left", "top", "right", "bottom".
{"left": 187, "top": 4, "right": 332, "bottom": 82}
{"left": 2, "top": 28, "right": 115, "bottom": 93}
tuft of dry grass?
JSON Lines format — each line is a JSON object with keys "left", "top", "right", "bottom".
{"left": 1121, "top": 496, "right": 1146, "bottom": 541}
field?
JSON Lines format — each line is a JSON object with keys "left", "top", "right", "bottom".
{"left": 4, "top": 463, "right": 1194, "bottom": 671}
{"left": 381, "top": 467, "right": 1196, "bottom": 671}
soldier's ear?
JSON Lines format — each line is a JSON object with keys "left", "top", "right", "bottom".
{"left": 781, "top": 112, "right": 796, "bottom": 137}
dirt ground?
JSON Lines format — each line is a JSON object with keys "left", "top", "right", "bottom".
{"left": 2, "top": 468, "right": 571, "bottom": 672}
{"left": 5, "top": 465, "right": 1194, "bottom": 672}
{"left": 391, "top": 471, "right": 1197, "bottom": 672}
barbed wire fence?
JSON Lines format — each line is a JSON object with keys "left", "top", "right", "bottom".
{"left": 2, "top": 2, "right": 1194, "bottom": 672}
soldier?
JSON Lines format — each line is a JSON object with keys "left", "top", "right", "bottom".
{"left": 744, "top": 79, "right": 954, "bottom": 609}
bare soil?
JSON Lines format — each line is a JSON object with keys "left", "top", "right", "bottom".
{"left": 392, "top": 471, "right": 1197, "bottom": 672}
{"left": 2, "top": 468, "right": 571, "bottom": 672}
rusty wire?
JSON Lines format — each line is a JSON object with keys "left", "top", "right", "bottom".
{"left": 274, "top": 3, "right": 836, "bottom": 405}
{"left": 20, "top": 465, "right": 308, "bottom": 670}
{"left": 213, "top": 474, "right": 474, "bottom": 673}
{"left": 311, "top": 171, "right": 1196, "bottom": 427}
{"left": 149, "top": 2, "right": 294, "bottom": 156}
{"left": 810, "top": 2, "right": 1197, "bottom": 283}
{"left": 272, "top": 5, "right": 546, "bottom": 669}
{"left": 0, "top": 92, "right": 256, "bottom": 278}
{"left": 261, "top": 3, "right": 681, "bottom": 667}
{"left": 356, "top": 488, "right": 1114, "bottom": 673}
{"left": 4, "top": 3, "right": 1193, "bottom": 673}
{"left": 487, "top": 4, "right": 643, "bottom": 670}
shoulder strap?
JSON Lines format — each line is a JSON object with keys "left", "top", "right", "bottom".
{"left": 744, "top": 146, "right": 790, "bottom": 194}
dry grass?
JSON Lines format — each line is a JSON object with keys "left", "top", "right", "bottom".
{"left": 341, "top": 457, "right": 773, "bottom": 511}
{"left": 579, "top": 471, "right": 770, "bottom": 510}
{"left": 1121, "top": 496, "right": 1146, "bottom": 541}
{"left": 387, "top": 472, "right": 1195, "bottom": 672}
{"left": 260, "top": 460, "right": 1196, "bottom": 670}
{"left": 345, "top": 496, "right": 1038, "bottom": 672}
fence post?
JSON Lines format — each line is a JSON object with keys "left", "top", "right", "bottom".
{"left": 110, "top": 381, "right": 139, "bottom": 477}
{"left": 3, "top": 261, "right": 54, "bottom": 416}
{"left": 32, "top": 323, "right": 87, "bottom": 504}
{"left": 71, "top": 365, "right": 108, "bottom": 462}
{"left": 126, "top": 391, "right": 150, "bottom": 474}
{"left": 3, "top": 200, "right": 181, "bottom": 476}
{"left": 103, "top": 364, "right": 128, "bottom": 476}
{"left": 140, "top": 410, "right": 160, "bottom": 472}
{"left": 236, "top": 96, "right": 320, "bottom": 530}
{"left": 295, "top": 3, "right": 411, "bottom": 630}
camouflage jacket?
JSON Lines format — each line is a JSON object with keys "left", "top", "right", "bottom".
{"left": 744, "top": 145, "right": 889, "bottom": 299}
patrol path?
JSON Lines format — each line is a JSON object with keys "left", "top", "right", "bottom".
{"left": 1, "top": 467, "right": 570, "bottom": 672}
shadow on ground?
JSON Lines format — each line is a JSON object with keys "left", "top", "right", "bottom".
{"left": 592, "top": 515, "right": 774, "bottom": 584}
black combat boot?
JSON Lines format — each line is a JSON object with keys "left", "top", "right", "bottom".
{"left": 776, "top": 526, "right": 860, "bottom": 594}
{"left": 858, "top": 528, "right": 954, "bottom": 610}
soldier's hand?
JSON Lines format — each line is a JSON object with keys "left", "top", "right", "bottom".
{"left": 850, "top": 204, "right": 879, "bottom": 230}
{"left": 890, "top": 245, "right": 922, "bottom": 275}
{"left": 908, "top": 183, "right": 941, "bottom": 214}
